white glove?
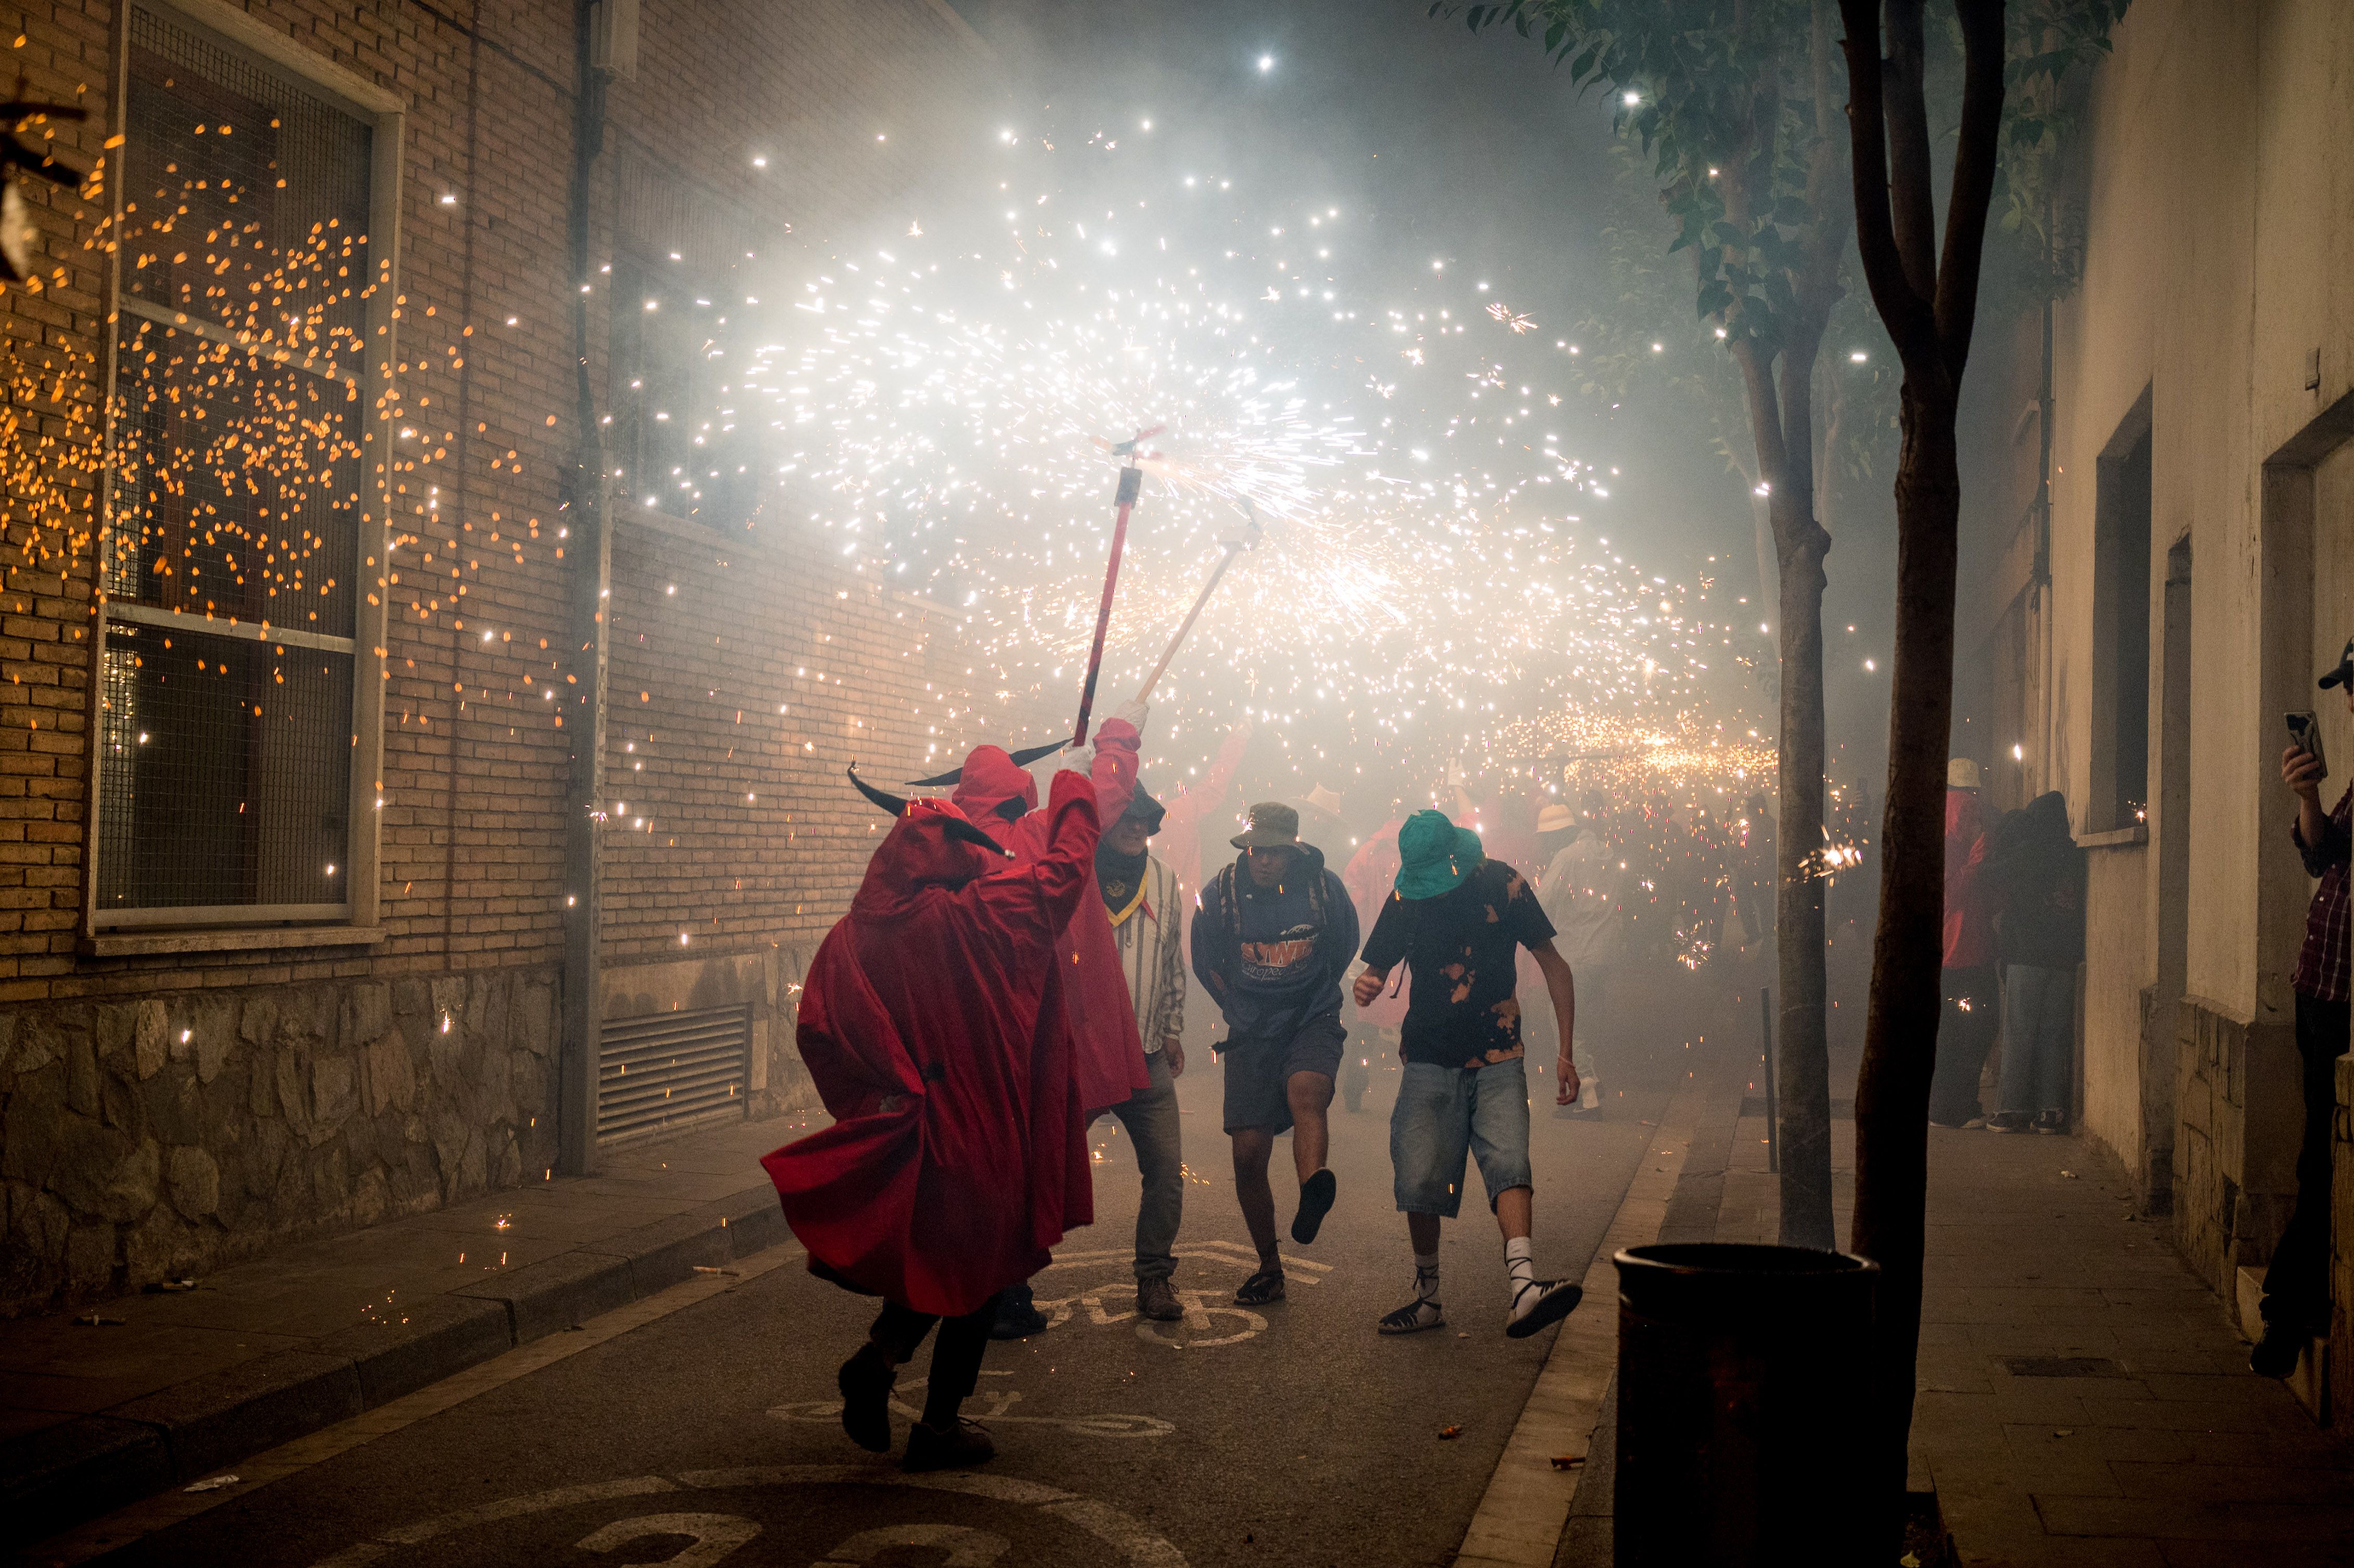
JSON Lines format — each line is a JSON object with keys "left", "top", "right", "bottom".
{"left": 1055, "top": 743, "right": 1091, "bottom": 776}
{"left": 1110, "top": 698, "right": 1149, "bottom": 734}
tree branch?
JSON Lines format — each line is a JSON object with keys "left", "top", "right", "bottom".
{"left": 1837, "top": 0, "right": 1935, "bottom": 362}
{"left": 1934, "top": 0, "right": 2008, "bottom": 374}
{"left": 1881, "top": 0, "right": 1939, "bottom": 303}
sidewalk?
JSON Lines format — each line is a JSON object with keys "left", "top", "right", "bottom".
{"left": 1554, "top": 1070, "right": 2354, "bottom": 1565}
{"left": 0, "top": 1113, "right": 799, "bottom": 1548}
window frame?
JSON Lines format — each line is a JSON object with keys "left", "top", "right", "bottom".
{"left": 84, "top": 0, "right": 401, "bottom": 945}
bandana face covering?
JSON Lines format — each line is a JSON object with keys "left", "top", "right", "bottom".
{"left": 1097, "top": 842, "right": 1149, "bottom": 922}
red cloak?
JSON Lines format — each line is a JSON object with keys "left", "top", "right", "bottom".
{"left": 951, "top": 722, "right": 1153, "bottom": 1117}
{"left": 762, "top": 773, "right": 1101, "bottom": 1318}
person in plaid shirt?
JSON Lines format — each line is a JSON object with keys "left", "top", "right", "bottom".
{"left": 2257, "top": 637, "right": 2354, "bottom": 1377}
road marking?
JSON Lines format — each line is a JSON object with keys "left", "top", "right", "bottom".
{"left": 1039, "top": 1240, "right": 1331, "bottom": 1279}
{"left": 771, "top": 1375, "right": 1175, "bottom": 1439}
{"left": 20, "top": 1248, "right": 805, "bottom": 1568}
{"left": 300, "top": 1468, "right": 1189, "bottom": 1567}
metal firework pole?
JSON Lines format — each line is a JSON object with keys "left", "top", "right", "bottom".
{"left": 1133, "top": 502, "right": 1262, "bottom": 707}
{"left": 1070, "top": 424, "right": 1162, "bottom": 746}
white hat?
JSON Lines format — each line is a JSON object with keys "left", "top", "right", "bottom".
{"left": 1947, "top": 757, "right": 1982, "bottom": 790}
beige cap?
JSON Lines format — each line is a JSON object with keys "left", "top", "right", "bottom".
{"left": 1947, "top": 757, "right": 1982, "bottom": 790}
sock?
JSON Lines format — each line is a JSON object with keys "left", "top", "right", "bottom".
{"left": 1505, "top": 1236, "right": 1535, "bottom": 1291}
{"left": 1414, "top": 1250, "right": 1441, "bottom": 1301}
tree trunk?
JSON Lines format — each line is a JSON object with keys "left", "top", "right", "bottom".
{"left": 1849, "top": 372, "right": 1961, "bottom": 1541}
{"left": 1837, "top": 0, "right": 2005, "bottom": 1545}
{"left": 1773, "top": 490, "right": 1835, "bottom": 1249}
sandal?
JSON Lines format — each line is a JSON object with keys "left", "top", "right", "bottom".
{"left": 1234, "top": 1265, "right": 1286, "bottom": 1305}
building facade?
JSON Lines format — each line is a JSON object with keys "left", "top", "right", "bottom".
{"left": 1960, "top": 0, "right": 2354, "bottom": 1414}
{"left": 0, "top": 0, "right": 1017, "bottom": 1313}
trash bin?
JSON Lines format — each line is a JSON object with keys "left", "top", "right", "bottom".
{"left": 1613, "top": 1242, "right": 1878, "bottom": 1567}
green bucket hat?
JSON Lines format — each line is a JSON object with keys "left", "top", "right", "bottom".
{"left": 1395, "top": 808, "right": 1485, "bottom": 899}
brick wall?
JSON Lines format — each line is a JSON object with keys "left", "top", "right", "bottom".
{"left": 0, "top": 0, "right": 1011, "bottom": 1312}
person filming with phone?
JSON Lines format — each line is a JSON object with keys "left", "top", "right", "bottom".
{"left": 2257, "top": 639, "right": 2354, "bottom": 1378}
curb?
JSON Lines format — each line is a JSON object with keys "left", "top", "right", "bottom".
{"left": 0, "top": 1183, "right": 787, "bottom": 1549}
{"left": 1454, "top": 1080, "right": 1706, "bottom": 1568}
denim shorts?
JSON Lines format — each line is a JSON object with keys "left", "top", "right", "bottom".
{"left": 1390, "top": 1056, "right": 1534, "bottom": 1217}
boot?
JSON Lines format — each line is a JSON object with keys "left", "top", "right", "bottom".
{"left": 903, "top": 1417, "right": 996, "bottom": 1472}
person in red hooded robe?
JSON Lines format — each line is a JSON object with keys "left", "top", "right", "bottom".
{"left": 943, "top": 703, "right": 1155, "bottom": 1336}
{"left": 762, "top": 764, "right": 1101, "bottom": 1472}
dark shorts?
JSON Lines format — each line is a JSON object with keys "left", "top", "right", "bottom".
{"left": 1219, "top": 1014, "right": 1346, "bottom": 1134}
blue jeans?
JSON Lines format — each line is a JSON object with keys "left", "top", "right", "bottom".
{"left": 1996, "top": 964, "right": 2076, "bottom": 1116}
{"left": 1390, "top": 1057, "right": 1534, "bottom": 1217}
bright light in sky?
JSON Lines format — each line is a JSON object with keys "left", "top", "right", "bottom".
{"left": 1259, "top": 55, "right": 1274, "bottom": 71}
{"left": 1624, "top": 90, "right": 1640, "bottom": 105}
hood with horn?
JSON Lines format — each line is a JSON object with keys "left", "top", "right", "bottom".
{"left": 904, "top": 738, "right": 1066, "bottom": 791}
{"left": 845, "top": 764, "right": 1013, "bottom": 921}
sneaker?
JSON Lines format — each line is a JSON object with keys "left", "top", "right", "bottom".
{"left": 988, "top": 1283, "right": 1048, "bottom": 1340}
{"left": 2251, "top": 1320, "right": 2306, "bottom": 1379}
{"left": 1506, "top": 1279, "right": 1584, "bottom": 1339}
{"left": 1235, "top": 1265, "right": 1286, "bottom": 1306}
{"left": 1292, "top": 1168, "right": 1338, "bottom": 1244}
{"left": 1135, "top": 1276, "right": 1184, "bottom": 1322}
{"left": 902, "top": 1417, "right": 996, "bottom": 1472}
{"left": 1987, "top": 1113, "right": 2030, "bottom": 1133}
{"left": 2032, "top": 1110, "right": 2067, "bottom": 1135}
{"left": 1960, "top": 1114, "right": 1987, "bottom": 1130}
{"left": 836, "top": 1344, "right": 896, "bottom": 1453}
{"left": 1379, "top": 1296, "right": 1446, "bottom": 1334}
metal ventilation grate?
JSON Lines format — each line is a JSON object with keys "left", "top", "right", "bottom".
{"left": 598, "top": 1005, "right": 750, "bottom": 1143}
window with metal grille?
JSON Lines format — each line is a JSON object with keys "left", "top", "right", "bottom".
{"left": 95, "top": 3, "right": 386, "bottom": 924}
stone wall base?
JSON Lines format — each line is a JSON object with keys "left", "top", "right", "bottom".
{"left": 2173, "top": 995, "right": 2300, "bottom": 1298}
{"left": 0, "top": 970, "right": 567, "bottom": 1315}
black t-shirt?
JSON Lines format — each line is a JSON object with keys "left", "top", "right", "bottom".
{"left": 1360, "top": 859, "right": 1558, "bottom": 1068}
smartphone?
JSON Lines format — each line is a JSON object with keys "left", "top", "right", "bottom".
{"left": 2288, "top": 711, "right": 2329, "bottom": 779}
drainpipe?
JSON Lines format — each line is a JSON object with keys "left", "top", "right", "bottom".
{"left": 2033, "top": 203, "right": 2057, "bottom": 800}
{"left": 557, "top": 0, "right": 611, "bottom": 1178}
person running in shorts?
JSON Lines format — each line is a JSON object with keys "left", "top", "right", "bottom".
{"left": 1192, "top": 801, "right": 1359, "bottom": 1306}
{"left": 1354, "top": 809, "right": 1584, "bottom": 1338}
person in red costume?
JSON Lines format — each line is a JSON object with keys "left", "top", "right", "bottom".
{"left": 936, "top": 701, "right": 1154, "bottom": 1335}
{"left": 762, "top": 763, "right": 1102, "bottom": 1472}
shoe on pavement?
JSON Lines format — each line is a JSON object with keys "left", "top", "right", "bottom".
{"left": 836, "top": 1345, "right": 896, "bottom": 1453}
{"left": 1292, "top": 1168, "right": 1338, "bottom": 1244}
{"left": 1235, "top": 1266, "right": 1286, "bottom": 1306}
{"left": 2033, "top": 1110, "right": 2067, "bottom": 1135}
{"left": 1136, "top": 1276, "right": 1184, "bottom": 1322}
{"left": 2251, "top": 1320, "right": 2307, "bottom": 1379}
{"left": 903, "top": 1417, "right": 996, "bottom": 1472}
{"left": 1987, "top": 1112, "right": 2030, "bottom": 1133}
{"left": 989, "top": 1284, "right": 1048, "bottom": 1340}
{"left": 1506, "top": 1279, "right": 1583, "bottom": 1339}
{"left": 1379, "top": 1297, "right": 1446, "bottom": 1335}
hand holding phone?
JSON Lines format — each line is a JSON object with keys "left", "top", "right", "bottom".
{"left": 2286, "top": 711, "right": 2327, "bottom": 793}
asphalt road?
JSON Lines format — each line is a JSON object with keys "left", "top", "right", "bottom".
{"left": 72, "top": 990, "right": 1741, "bottom": 1568}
